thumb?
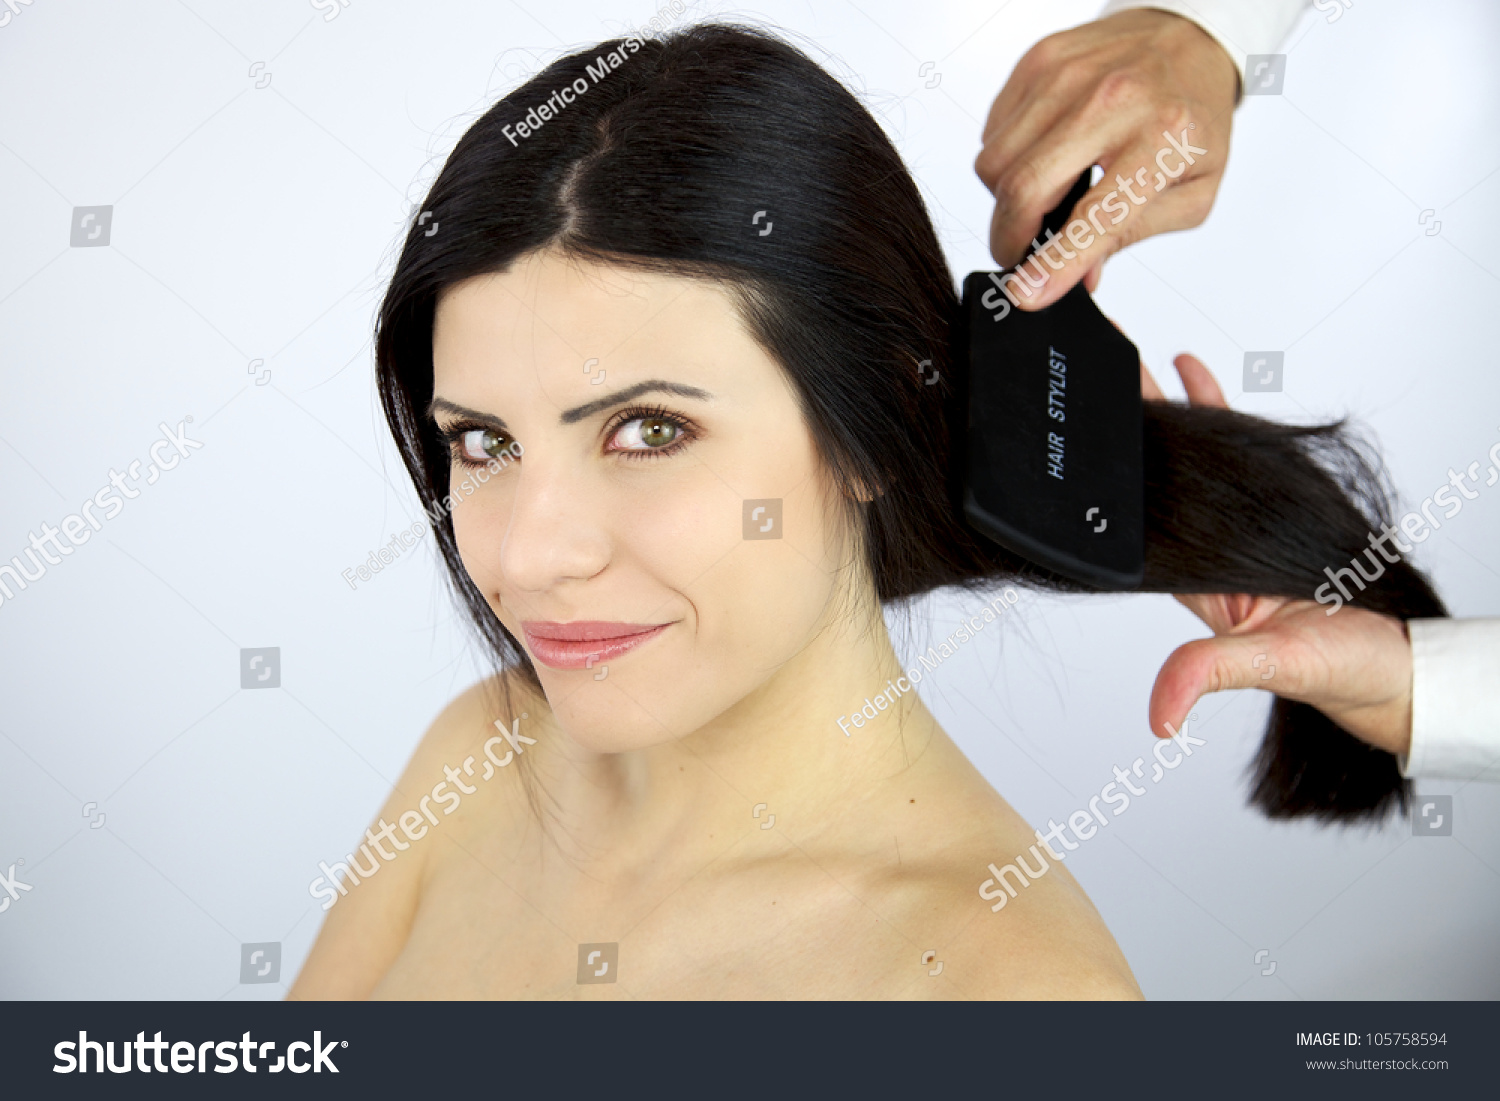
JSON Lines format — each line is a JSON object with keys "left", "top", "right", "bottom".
{"left": 1149, "top": 631, "right": 1284, "bottom": 738}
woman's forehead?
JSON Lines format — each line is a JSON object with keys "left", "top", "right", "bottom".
{"left": 436, "top": 250, "right": 733, "bottom": 342}
{"left": 432, "top": 250, "right": 774, "bottom": 397}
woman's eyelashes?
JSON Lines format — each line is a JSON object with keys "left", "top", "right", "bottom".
{"left": 439, "top": 421, "right": 517, "bottom": 469}
{"left": 604, "top": 405, "right": 698, "bottom": 459}
{"left": 436, "top": 405, "right": 698, "bottom": 469}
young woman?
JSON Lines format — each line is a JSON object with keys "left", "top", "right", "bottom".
{"left": 289, "top": 23, "right": 1441, "bottom": 1000}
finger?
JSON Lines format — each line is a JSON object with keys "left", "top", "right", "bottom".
{"left": 1082, "top": 263, "right": 1102, "bottom": 294}
{"left": 975, "top": 81, "right": 1076, "bottom": 204}
{"left": 1148, "top": 631, "right": 1292, "bottom": 738}
{"left": 1012, "top": 168, "right": 1221, "bottom": 310}
{"left": 977, "top": 26, "right": 1100, "bottom": 148}
{"left": 1140, "top": 359, "right": 1165, "bottom": 401}
{"left": 1172, "top": 591, "right": 1234, "bottom": 633}
{"left": 976, "top": 40, "right": 1115, "bottom": 191}
{"left": 1172, "top": 352, "right": 1227, "bottom": 407}
{"left": 985, "top": 155, "right": 1095, "bottom": 270}
{"left": 977, "top": 53, "right": 1051, "bottom": 154}
{"left": 984, "top": 107, "right": 1160, "bottom": 268}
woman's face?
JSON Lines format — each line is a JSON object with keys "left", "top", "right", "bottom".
{"left": 431, "top": 248, "right": 859, "bottom": 751}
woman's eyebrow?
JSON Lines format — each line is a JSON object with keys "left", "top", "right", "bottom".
{"left": 558, "top": 380, "right": 714, "bottom": 425}
{"left": 427, "top": 397, "right": 510, "bottom": 433}
{"left": 428, "top": 381, "right": 714, "bottom": 432}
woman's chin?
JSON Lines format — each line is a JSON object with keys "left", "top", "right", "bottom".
{"left": 538, "top": 679, "right": 695, "bottom": 755}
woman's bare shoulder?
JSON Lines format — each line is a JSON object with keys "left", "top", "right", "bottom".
{"left": 287, "top": 669, "right": 538, "bottom": 1000}
{"left": 881, "top": 759, "right": 1142, "bottom": 1001}
{"left": 940, "top": 805, "right": 1143, "bottom": 1000}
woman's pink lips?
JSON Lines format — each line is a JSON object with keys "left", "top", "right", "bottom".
{"left": 521, "top": 621, "right": 672, "bottom": 670}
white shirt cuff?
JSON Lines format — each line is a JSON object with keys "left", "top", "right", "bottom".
{"left": 1098, "top": 0, "right": 1310, "bottom": 96}
{"left": 1403, "top": 618, "right": 1500, "bottom": 782}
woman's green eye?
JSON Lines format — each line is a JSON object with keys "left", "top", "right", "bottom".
{"left": 482, "top": 429, "right": 512, "bottom": 457}
{"left": 610, "top": 415, "right": 684, "bottom": 452}
{"left": 640, "top": 418, "right": 677, "bottom": 447}
{"left": 457, "top": 427, "right": 513, "bottom": 463}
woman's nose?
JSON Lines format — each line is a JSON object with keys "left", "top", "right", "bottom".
{"left": 497, "top": 460, "right": 612, "bottom": 595}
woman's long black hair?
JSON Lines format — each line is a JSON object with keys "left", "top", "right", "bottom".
{"left": 375, "top": 23, "right": 1444, "bottom": 823}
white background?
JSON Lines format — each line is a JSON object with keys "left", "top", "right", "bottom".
{"left": 0, "top": 0, "right": 1496, "bottom": 999}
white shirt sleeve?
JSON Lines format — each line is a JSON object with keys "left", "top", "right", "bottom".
{"left": 1098, "top": 0, "right": 1310, "bottom": 96}
{"left": 1402, "top": 618, "right": 1500, "bottom": 782}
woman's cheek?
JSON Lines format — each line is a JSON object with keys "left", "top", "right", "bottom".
{"left": 448, "top": 475, "right": 509, "bottom": 593}
{"left": 615, "top": 477, "right": 729, "bottom": 583}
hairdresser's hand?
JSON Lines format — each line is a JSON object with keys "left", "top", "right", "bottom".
{"left": 976, "top": 8, "right": 1238, "bottom": 309}
{"left": 1141, "top": 354, "right": 1415, "bottom": 757}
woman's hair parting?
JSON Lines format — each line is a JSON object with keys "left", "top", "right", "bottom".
{"left": 375, "top": 23, "right": 1444, "bottom": 824}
